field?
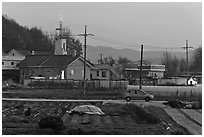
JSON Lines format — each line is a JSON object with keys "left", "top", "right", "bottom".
{"left": 3, "top": 86, "right": 202, "bottom": 102}
{"left": 2, "top": 100, "right": 190, "bottom": 135}
{"left": 2, "top": 89, "right": 122, "bottom": 100}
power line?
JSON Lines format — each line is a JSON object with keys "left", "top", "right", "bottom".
{"left": 90, "top": 35, "right": 197, "bottom": 51}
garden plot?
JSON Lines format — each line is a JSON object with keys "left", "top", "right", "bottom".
{"left": 164, "top": 108, "right": 202, "bottom": 135}
{"left": 180, "top": 109, "right": 202, "bottom": 126}
{"left": 2, "top": 100, "right": 190, "bottom": 135}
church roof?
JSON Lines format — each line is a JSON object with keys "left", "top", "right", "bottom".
{"left": 17, "top": 55, "right": 79, "bottom": 68}
{"left": 17, "top": 55, "right": 93, "bottom": 68}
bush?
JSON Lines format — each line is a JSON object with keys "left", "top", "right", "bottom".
{"left": 38, "top": 116, "right": 65, "bottom": 130}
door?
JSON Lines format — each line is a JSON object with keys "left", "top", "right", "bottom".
{"left": 135, "top": 89, "right": 146, "bottom": 100}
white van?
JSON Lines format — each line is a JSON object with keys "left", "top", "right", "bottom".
{"left": 124, "top": 85, "right": 154, "bottom": 101}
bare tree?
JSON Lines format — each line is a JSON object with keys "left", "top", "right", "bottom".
{"left": 190, "top": 46, "right": 202, "bottom": 72}
{"left": 161, "top": 51, "right": 183, "bottom": 77}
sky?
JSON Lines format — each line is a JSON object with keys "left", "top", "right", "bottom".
{"left": 2, "top": 2, "right": 202, "bottom": 52}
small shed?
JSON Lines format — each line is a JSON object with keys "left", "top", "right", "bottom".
{"left": 188, "top": 78, "right": 197, "bottom": 85}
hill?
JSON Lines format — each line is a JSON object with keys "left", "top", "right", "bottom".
{"left": 2, "top": 15, "right": 54, "bottom": 52}
{"left": 86, "top": 45, "right": 187, "bottom": 64}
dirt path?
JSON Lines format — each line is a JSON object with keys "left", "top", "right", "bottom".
{"left": 164, "top": 108, "right": 202, "bottom": 135}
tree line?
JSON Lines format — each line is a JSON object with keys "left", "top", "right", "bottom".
{"left": 161, "top": 47, "right": 202, "bottom": 77}
{"left": 2, "top": 15, "right": 82, "bottom": 54}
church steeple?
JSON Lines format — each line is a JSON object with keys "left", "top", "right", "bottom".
{"left": 54, "top": 15, "right": 67, "bottom": 55}
{"left": 56, "top": 15, "right": 63, "bottom": 39}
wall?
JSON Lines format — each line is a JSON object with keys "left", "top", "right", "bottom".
{"left": 2, "top": 56, "right": 25, "bottom": 70}
{"left": 66, "top": 58, "right": 91, "bottom": 80}
{"left": 54, "top": 39, "right": 67, "bottom": 55}
{"left": 7, "top": 49, "right": 24, "bottom": 56}
{"left": 158, "top": 78, "right": 187, "bottom": 85}
{"left": 91, "top": 69, "right": 111, "bottom": 80}
{"left": 20, "top": 67, "right": 61, "bottom": 79}
{"left": 148, "top": 71, "right": 164, "bottom": 78}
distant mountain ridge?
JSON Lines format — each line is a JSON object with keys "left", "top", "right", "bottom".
{"left": 86, "top": 45, "right": 187, "bottom": 64}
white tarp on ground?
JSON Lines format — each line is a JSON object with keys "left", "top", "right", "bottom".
{"left": 67, "top": 105, "right": 104, "bottom": 115}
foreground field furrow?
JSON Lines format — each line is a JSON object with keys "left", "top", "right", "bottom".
{"left": 71, "top": 114, "right": 80, "bottom": 124}
{"left": 2, "top": 123, "right": 37, "bottom": 128}
{"left": 2, "top": 128, "right": 37, "bottom": 135}
{"left": 62, "top": 113, "right": 70, "bottom": 123}
{"left": 81, "top": 114, "right": 90, "bottom": 124}
{"left": 93, "top": 115, "right": 102, "bottom": 125}
{"left": 112, "top": 116, "right": 124, "bottom": 125}
{"left": 164, "top": 108, "right": 202, "bottom": 135}
{"left": 122, "top": 115, "right": 136, "bottom": 125}
{"left": 180, "top": 109, "right": 202, "bottom": 126}
{"left": 101, "top": 115, "right": 112, "bottom": 124}
{"left": 197, "top": 109, "right": 202, "bottom": 114}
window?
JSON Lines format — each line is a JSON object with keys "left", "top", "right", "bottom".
{"left": 12, "top": 53, "right": 15, "bottom": 56}
{"left": 71, "top": 70, "right": 74, "bottom": 75}
{"left": 135, "top": 90, "right": 137, "bottom": 94}
{"left": 2, "top": 62, "right": 4, "bottom": 65}
{"left": 102, "top": 71, "right": 106, "bottom": 78}
{"left": 11, "top": 62, "right": 14, "bottom": 65}
{"left": 97, "top": 71, "right": 99, "bottom": 77}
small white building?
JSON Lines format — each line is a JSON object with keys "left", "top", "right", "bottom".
{"left": 188, "top": 78, "right": 198, "bottom": 85}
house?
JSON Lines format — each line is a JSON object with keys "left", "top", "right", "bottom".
{"left": 17, "top": 55, "right": 93, "bottom": 82}
{"left": 2, "top": 49, "right": 53, "bottom": 82}
{"left": 2, "top": 55, "right": 25, "bottom": 82}
{"left": 125, "top": 64, "right": 165, "bottom": 79}
{"left": 188, "top": 78, "right": 198, "bottom": 85}
{"left": 91, "top": 64, "right": 120, "bottom": 80}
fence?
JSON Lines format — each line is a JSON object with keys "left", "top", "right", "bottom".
{"left": 23, "top": 79, "right": 129, "bottom": 91}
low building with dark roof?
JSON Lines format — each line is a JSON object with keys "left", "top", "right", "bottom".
{"left": 17, "top": 55, "right": 94, "bottom": 83}
{"left": 91, "top": 64, "right": 120, "bottom": 80}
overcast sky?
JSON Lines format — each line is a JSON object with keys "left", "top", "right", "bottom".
{"left": 2, "top": 2, "right": 202, "bottom": 51}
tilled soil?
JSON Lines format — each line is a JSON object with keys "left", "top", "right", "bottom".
{"left": 2, "top": 100, "right": 190, "bottom": 135}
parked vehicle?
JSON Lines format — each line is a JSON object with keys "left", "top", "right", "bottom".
{"left": 124, "top": 85, "right": 154, "bottom": 101}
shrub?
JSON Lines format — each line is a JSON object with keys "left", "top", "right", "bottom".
{"left": 38, "top": 116, "right": 65, "bottom": 130}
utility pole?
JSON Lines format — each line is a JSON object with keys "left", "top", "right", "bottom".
{"left": 139, "top": 44, "right": 144, "bottom": 89}
{"left": 78, "top": 25, "right": 94, "bottom": 95}
{"left": 182, "top": 40, "right": 193, "bottom": 86}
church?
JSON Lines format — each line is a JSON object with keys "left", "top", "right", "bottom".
{"left": 17, "top": 19, "right": 93, "bottom": 83}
